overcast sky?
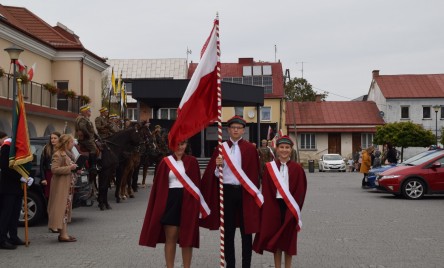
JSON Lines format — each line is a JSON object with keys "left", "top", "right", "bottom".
{"left": 3, "top": 0, "right": 444, "bottom": 100}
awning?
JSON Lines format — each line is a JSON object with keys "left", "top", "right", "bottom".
{"left": 130, "top": 79, "right": 264, "bottom": 107}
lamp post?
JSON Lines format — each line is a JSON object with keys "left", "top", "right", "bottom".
{"left": 4, "top": 45, "right": 24, "bottom": 104}
{"left": 433, "top": 105, "right": 440, "bottom": 146}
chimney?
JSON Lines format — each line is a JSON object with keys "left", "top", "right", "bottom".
{"left": 315, "top": 94, "right": 322, "bottom": 102}
{"left": 372, "top": 70, "right": 380, "bottom": 78}
{"left": 238, "top": 58, "right": 254, "bottom": 64}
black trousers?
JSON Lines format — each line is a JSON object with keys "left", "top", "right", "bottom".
{"left": 0, "top": 194, "right": 22, "bottom": 243}
{"left": 223, "top": 184, "right": 252, "bottom": 268}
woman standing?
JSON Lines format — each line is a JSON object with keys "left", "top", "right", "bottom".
{"left": 40, "top": 132, "right": 61, "bottom": 200}
{"left": 253, "top": 136, "right": 307, "bottom": 268}
{"left": 360, "top": 146, "right": 374, "bottom": 188}
{"left": 47, "top": 134, "right": 78, "bottom": 242}
{"left": 139, "top": 140, "right": 209, "bottom": 268}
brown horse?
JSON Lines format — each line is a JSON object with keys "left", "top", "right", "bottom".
{"left": 100, "top": 124, "right": 143, "bottom": 204}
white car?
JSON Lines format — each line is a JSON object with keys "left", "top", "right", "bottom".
{"left": 318, "top": 154, "right": 346, "bottom": 172}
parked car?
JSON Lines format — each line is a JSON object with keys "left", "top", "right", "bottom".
{"left": 19, "top": 137, "right": 93, "bottom": 226}
{"left": 376, "top": 150, "right": 444, "bottom": 199}
{"left": 318, "top": 154, "right": 346, "bottom": 172}
{"left": 367, "top": 149, "right": 441, "bottom": 188}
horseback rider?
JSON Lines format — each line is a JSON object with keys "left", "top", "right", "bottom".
{"left": 75, "top": 105, "right": 99, "bottom": 175}
{"left": 95, "top": 107, "right": 114, "bottom": 140}
{"left": 109, "top": 114, "right": 121, "bottom": 133}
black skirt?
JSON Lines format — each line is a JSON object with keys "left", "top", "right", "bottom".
{"left": 160, "top": 188, "right": 184, "bottom": 226}
{"left": 278, "top": 198, "right": 287, "bottom": 224}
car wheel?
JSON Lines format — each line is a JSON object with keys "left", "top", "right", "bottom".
{"left": 402, "top": 178, "right": 425, "bottom": 200}
{"left": 19, "top": 191, "right": 45, "bottom": 226}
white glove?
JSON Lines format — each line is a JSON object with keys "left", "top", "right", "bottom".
{"left": 20, "top": 177, "right": 34, "bottom": 186}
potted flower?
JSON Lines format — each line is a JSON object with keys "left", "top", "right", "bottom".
{"left": 62, "top": 89, "right": 76, "bottom": 99}
{"left": 79, "top": 95, "right": 91, "bottom": 104}
{"left": 18, "top": 73, "right": 29, "bottom": 84}
{"left": 43, "top": 83, "right": 58, "bottom": 95}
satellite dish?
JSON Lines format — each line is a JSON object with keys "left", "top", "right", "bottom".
{"left": 379, "top": 111, "right": 385, "bottom": 117}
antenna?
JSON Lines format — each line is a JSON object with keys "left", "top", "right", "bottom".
{"left": 274, "top": 44, "right": 277, "bottom": 62}
{"left": 186, "top": 47, "right": 192, "bottom": 62}
{"left": 296, "top": 61, "right": 306, "bottom": 78}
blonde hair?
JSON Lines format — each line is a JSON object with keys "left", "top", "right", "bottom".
{"left": 55, "top": 134, "right": 74, "bottom": 152}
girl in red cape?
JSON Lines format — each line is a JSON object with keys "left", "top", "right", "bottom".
{"left": 253, "top": 136, "right": 307, "bottom": 268}
{"left": 139, "top": 140, "right": 201, "bottom": 268}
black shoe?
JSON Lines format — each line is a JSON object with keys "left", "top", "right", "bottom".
{"left": 98, "top": 203, "right": 105, "bottom": 211}
{"left": 0, "top": 241, "right": 17, "bottom": 250}
{"left": 8, "top": 237, "right": 26, "bottom": 246}
{"left": 105, "top": 203, "right": 112, "bottom": 210}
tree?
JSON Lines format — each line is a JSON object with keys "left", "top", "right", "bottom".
{"left": 373, "top": 121, "right": 435, "bottom": 161}
{"left": 284, "top": 77, "right": 327, "bottom": 102}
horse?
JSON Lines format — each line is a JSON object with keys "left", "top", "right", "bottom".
{"left": 98, "top": 125, "right": 142, "bottom": 207}
{"left": 138, "top": 125, "right": 170, "bottom": 184}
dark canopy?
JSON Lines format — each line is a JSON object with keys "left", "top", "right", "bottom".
{"left": 131, "top": 79, "right": 264, "bottom": 107}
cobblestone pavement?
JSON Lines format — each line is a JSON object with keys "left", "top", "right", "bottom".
{"left": 1, "top": 170, "right": 443, "bottom": 267}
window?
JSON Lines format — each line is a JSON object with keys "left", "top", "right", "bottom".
{"left": 126, "top": 108, "right": 138, "bottom": 121}
{"left": 423, "top": 106, "right": 431, "bottom": 119}
{"left": 401, "top": 106, "right": 409, "bottom": 119}
{"left": 158, "top": 108, "right": 177, "bottom": 120}
{"left": 300, "top": 133, "right": 316, "bottom": 149}
{"left": 125, "top": 82, "right": 132, "bottom": 94}
{"left": 260, "top": 106, "right": 271, "bottom": 121}
{"left": 361, "top": 133, "right": 374, "bottom": 149}
{"left": 253, "top": 66, "right": 262, "bottom": 76}
{"left": 242, "top": 66, "right": 252, "bottom": 76}
{"left": 441, "top": 107, "right": 444, "bottom": 119}
{"left": 234, "top": 107, "right": 244, "bottom": 117}
{"left": 222, "top": 76, "right": 273, "bottom": 94}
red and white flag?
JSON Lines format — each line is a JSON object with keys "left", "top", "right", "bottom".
{"left": 168, "top": 19, "right": 220, "bottom": 151}
{"left": 27, "top": 63, "right": 36, "bottom": 81}
{"left": 267, "top": 125, "right": 273, "bottom": 140}
{"left": 278, "top": 129, "right": 283, "bottom": 137}
{"left": 16, "top": 59, "right": 26, "bottom": 73}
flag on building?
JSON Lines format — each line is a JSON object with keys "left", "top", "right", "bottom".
{"left": 27, "top": 63, "right": 36, "bottom": 81}
{"left": 9, "top": 83, "right": 33, "bottom": 178}
{"left": 16, "top": 59, "right": 26, "bottom": 73}
{"left": 168, "top": 18, "right": 219, "bottom": 151}
{"left": 111, "top": 68, "right": 117, "bottom": 95}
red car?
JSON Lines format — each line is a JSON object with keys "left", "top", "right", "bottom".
{"left": 376, "top": 150, "right": 444, "bottom": 199}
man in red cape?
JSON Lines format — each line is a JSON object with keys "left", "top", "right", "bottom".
{"left": 200, "top": 116, "right": 261, "bottom": 268}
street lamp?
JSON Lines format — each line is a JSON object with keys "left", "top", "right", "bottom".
{"left": 433, "top": 105, "right": 440, "bottom": 146}
{"left": 4, "top": 45, "right": 24, "bottom": 103}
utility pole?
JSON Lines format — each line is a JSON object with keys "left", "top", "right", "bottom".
{"left": 274, "top": 44, "right": 277, "bottom": 62}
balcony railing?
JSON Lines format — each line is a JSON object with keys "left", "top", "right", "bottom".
{"left": 0, "top": 74, "right": 85, "bottom": 114}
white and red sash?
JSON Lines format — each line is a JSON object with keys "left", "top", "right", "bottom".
{"left": 164, "top": 156, "right": 210, "bottom": 219}
{"left": 266, "top": 161, "right": 302, "bottom": 231}
{"left": 221, "top": 142, "right": 264, "bottom": 207}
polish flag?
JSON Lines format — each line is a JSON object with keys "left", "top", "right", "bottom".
{"left": 168, "top": 19, "right": 220, "bottom": 151}
{"left": 27, "top": 63, "right": 36, "bottom": 81}
{"left": 267, "top": 125, "right": 273, "bottom": 140}
{"left": 278, "top": 129, "right": 283, "bottom": 137}
{"left": 16, "top": 59, "right": 26, "bottom": 73}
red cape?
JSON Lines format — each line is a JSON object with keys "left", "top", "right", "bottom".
{"left": 253, "top": 159, "right": 307, "bottom": 256}
{"left": 200, "top": 139, "right": 261, "bottom": 234}
{"left": 139, "top": 154, "right": 201, "bottom": 248}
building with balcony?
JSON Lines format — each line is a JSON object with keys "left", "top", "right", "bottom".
{"left": 0, "top": 4, "right": 108, "bottom": 137}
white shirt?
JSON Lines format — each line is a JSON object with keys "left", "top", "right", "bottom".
{"left": 215, "top": 138, "right": 242, "bottom": 185}
{"left": 168, "top": 160, "right": 184, "bottom": 188}
{"left": 276, "top": 161, "right": 289, "bottom": 199}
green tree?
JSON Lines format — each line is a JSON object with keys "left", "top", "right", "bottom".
{"left": 373, "top": 121, "right": 435, "bottom": 161}
{"left": 284, "top": 77, "right": 327, "bottom": 102}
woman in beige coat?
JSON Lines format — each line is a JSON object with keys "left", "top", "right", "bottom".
{"left": 47, "top": 134, "right": 78, "bottom": 242}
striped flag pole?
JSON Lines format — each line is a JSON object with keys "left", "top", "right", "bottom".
{"left": 214, "top": 15, "right": 225, "bottom": 268}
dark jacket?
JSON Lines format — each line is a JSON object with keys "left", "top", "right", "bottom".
{"left": 0, "top": 141, "right": 22, "bottom": 195}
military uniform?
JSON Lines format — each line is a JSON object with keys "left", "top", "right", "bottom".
{"left": 75, "top": 105, "right": 98, "bottom": 175}
{"left": 95, "top": 115, "right": 113, "bottom": 139}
